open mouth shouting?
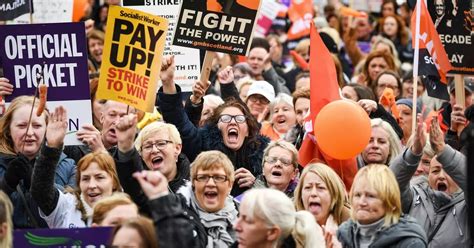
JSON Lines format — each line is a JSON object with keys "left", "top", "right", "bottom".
{"left": 151, "top": 156, "right": 164, "bottom": 171}
{"left": 227, "top": 128, "right": 239, "bottom": 144}
{"left": 437, "top": 181, "right": 448, "bottom": 192}
{"left": 308, "top": 200, "right": 322, "bottom": 215}
{"left": 204, "top": 189, "right": 219, "bottom": 204}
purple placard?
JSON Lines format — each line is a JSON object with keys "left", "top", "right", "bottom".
{"left": 0, "top": 22, "right": 90, "bottom": 102}
{"left": 14, "top": 227, "right": 113, "bottom": 247}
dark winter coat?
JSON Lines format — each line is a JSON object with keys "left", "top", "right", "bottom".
{"left": 337, "top": 215, "right": 427, "bottom": 248}
{"left": 157, "top": 85, "right": 270, "bottom": 196}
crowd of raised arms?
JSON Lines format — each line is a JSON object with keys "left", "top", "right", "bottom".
{"left": 0, "top": 0, "right": 472, "bottom": 247}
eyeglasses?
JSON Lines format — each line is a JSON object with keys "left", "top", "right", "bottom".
{"left": 219, "top": 114, "right": 246, "bottom": 123}
{"left": 141, "top": 140, "right": 173, "bottom": 152}
{"left": 195, "top": 174, "right": 228, "bottom": 183}
{"left": 248, "top": 95, "right": 270, "bottom": 104}
{"left": 264, "top": 156, "right": 294, "bottom": 167}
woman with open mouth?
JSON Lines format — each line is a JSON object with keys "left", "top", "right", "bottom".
{"left": 157, "top": 56, "right": 270, "bottom": 196}
{"left": 390, "top": 117, "right": 470, "bottom": 246}
{"left": 260, "top": 93, "right": 297, "bottom": 141}
{"left": 30, "top": 106, "right": 122, "bottom": 228}
{"left": 337, "top": 164, "right": 427, "bottom": 247}
{"left": 0, "top": 96, "right": 76, "bottom": 228}
{"left": 253, "top": 140, "right": 299, "bottom": 197}
{"left": 294, "top": 163, "right": 350, "bottom": 235}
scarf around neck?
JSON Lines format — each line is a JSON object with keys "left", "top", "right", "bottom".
{"left": 189, "top": 192, "right": 238, "bottom": 248}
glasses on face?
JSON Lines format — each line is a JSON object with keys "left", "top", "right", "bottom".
{"left": 264, "top": 156, "right": 294, "bottom": 167}
{"left": 219, "top": 114, "right": 246, "bottom": 123}
{"left": 248, "top": 95, "right": 270, "bottom": 104}
{"left": 195, "top": 174, "right": 228, "bottom": 183}
{"left": 141, "top": 140, "right": 173, "bottom": 152}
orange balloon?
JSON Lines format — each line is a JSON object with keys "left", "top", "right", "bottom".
{"left": 314, "top": 100, "right": 371, "bottom": 160}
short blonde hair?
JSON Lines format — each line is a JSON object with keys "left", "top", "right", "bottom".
{"left": 294, "top": 163, "right": 348, "bottom": 225}
{"left": 350, "top": 164, "right": 401, "bottom": 227}
{"left": 191, "top": 150, "right": 235, "bottom": 184}
{"left": 262, "top": 140, "right": 299, "bottom": 168}
{"left": 92, "top": 192, "right": 137, "bottom": 225}
{"left": 135, "top": 122, "right": 182, "bottom": 153}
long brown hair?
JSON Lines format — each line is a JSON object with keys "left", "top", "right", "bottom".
{"left": 379, "top": 14, "right": 408, "bottom": 46}
{"left": 0, "top": 96, "right": 48, "bottom": 156}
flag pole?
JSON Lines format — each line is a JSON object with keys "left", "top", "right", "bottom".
{"left": 411, "top": 0, "right": 422, "bottom": 136}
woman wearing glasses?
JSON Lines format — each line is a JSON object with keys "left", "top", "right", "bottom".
{"left": 157, "top": 56, "right": 270, "bottom": 197}
{"left": 108, "top": 114, "right": 191, "bottom": 215}
{"left": 253, "top": 141, "right": 299, "bottom": 198}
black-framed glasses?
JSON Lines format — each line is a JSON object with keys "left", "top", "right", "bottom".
{"left": 195, "top": 174, "right": 228, "bottom": 183}
{"left": 264, "top": 156, "right": 294, "bottom": 167}
{"left": 219, "top": 114, "right": 246, "bottom": 123}
{"left": 141, "top": 140, "right": 173, "bottom": 152}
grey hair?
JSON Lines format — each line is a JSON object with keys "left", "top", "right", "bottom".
{"left": 242, "top": 188, "right": 325, "bottom": 247}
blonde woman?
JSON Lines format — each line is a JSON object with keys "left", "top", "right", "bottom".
{"left": 0, "top": 191, "right": 13, "bottom": 247}
{"left": 234, "top": 188, "right": 325, "bottom": 247}
{"left": 294, "top": 163, "right": 350, "bottom": 227}
{"left": 336, "top": 164, "right": 427, "bottom": 247}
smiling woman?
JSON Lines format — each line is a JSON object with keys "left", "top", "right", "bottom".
{"left": 0, "top": 97, "right": 76, "bottom": 228}
{"left": 32, "top": 150, "right": 121, "bottom": 228}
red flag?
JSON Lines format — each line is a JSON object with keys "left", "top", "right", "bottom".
{"left": 289, "top": 50, "right": 309, "bottom": 70}
{"left": 298, "top": 23, "right": 357, "bottom": 190}
{"left": 411, "top": 0, "right": 452, "bottom": 100}
{"left": 287, "top": 0, "right": 313, "bottom": 40}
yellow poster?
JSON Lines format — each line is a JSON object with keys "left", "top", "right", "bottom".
{"left": 97, "top": 5, "right": 168, "bottom": 112}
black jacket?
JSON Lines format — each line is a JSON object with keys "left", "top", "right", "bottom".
{"left": 114, "top": 148, "right": 191, "bottom": 215}
{"left": 157, "top": 85, "right": 270, "bottom": 196}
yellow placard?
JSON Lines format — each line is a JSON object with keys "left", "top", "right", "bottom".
{"left": 97, "top": 5, "right": 168, "bottom": 112}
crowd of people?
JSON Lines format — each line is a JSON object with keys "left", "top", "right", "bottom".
{"left": 0, "top": 0, "right": 473, "bottom": 247}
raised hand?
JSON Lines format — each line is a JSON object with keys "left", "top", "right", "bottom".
{"left": 160, "top": 56, "right": 176, "bottom": 93}
{"left": 430, "top": 117, "right": 446, "bottom": 155}
{"left": 46, "top": 106, "right": 68, "bottom": 149}
{"left": 133, "top": 170, "right": 169, "bottom": 200}
{"left": 77, "top": 124, "right": 106, "bottom": 153}
{"left": 0, "top": 77, "right": 13, "bottom": 96}
{"left": 450, "top": 104, "right": 466, "bottom": 133}
{"left": 357, "top": 99, "right": 377, "bottom": 114}
{"left": 234, "top": 168, "right": 256, "bottom": 188}
{"left": 217, "top": 66, "right": 235, "bottom": 85}
{"left": 190, "top": 80, "right": 210, "bottom": 104}
{"left": 115, "top": 113, "right": 138, "bottom": 153}
{"left": 411, "top": 114, "right": 426, "bottom": 155}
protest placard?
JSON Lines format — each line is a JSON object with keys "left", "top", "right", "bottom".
{"left": 173, "top": 0, "right": 261, "bottom": 56}
{"left": 7, "top": 0, "right": 73, "bottom": 24}
{"left": 97, "top": 5, "right": 168, "bottom": 113}
{"left": 0, "top": 0, "right": 32, "bottom": 21}
{"left": 14, "top": 227, "right": 113, "bottom": 247}
{"left": 427, "top": 0, "right": 473, "bottom": 75}
{"left": 0, "top": 22, "right": 92, "bottom": 145}
{"left": 121, "top": 0, "right": 200, "bottom": 92}
{"left": 255, "top": 0, "right": 281, "bottom": 37}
